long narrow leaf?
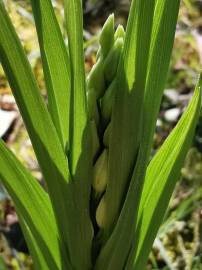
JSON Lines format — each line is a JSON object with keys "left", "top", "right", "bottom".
{"left": 30, "top": 0, "right": 71, "bottom": 149}
{"left": 63, "top": 1, "right": 93, "bottom": 268}
{"left": 121, "top": 3, "right": 181, "bottom": 265}
{"left": 0, "top": 140, "right": 67, "bottom": 269}
{"left": 17, "top": 215, "right": 51, "bottom": 270}
{"left": 64, "top": 0, "right": 88, "bottom": 173}
{"left": 105, "top": 0, "right": 155, "bottom": 236}
{"left": 129, "top": 75, "right": 202, "bottom": 270}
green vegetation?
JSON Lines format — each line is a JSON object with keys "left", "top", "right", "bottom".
{"left": 0, "top": 0, "right": 201, "bottom": 269}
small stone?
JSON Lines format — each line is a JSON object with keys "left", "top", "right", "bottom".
{"left": 164, "top": 89, "right": 179, "bottom": 104}
{"left": 0, "top": 94, "right": 16, "bottom": 110}
{"left": 0, "top": 110, "right": 18, "bottom": 137}
{"left": 156, "top": 119, "right": 162, "bottom": 127}
{"left": 164, "top": 108, "right": 181, "bottom": 123}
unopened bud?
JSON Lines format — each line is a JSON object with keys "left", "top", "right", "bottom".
{"left": 92, "top": 149, "right": 108, "bottom": 195}
{"left": 96, "top": 194, "right": 107, "bottom": 228}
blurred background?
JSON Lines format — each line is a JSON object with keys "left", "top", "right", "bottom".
{"left": 0, "top": 0, "right": 202, "bottom": 269}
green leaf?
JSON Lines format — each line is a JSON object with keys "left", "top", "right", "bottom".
{"left": 63, "top": 1, "right": 93, "bottom": 269}
{"left": 64, "top": 0, "right": 88, "bottom": 174}
{"left": 121, "top": 4, "right": 181, "bottom": 263}
{"left": 129, "top": 75, "right": 202, "bottom": 270}
{"left": 30, "top": 0, "right": 71, "bottom": 149}
{"left": 142, "top": 0, "right": 181, "bottom": 163}
{"left": 0, "top": 140, "right": 67, "bottom": 270}
{"left": 118, "top": 4, "right": 181, "bottom": 265}
{"left": 104, "top": 0, "right": 156, "bottom": 236}
{"left": 17, "top": 215, "right": 51, "bottom": 270}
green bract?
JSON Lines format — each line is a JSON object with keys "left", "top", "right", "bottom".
{"left": 0, "top": 0, "right": 201, "bottom": 269}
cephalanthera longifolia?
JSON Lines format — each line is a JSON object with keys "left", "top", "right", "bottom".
{"left": 0, "top": 0, "right": 201, "bottom": 269}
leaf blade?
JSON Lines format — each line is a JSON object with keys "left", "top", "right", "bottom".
{"left": 0, "top": 140, "right": 66, "bottom": 270}
{"left": 130, "top": 75, "right": 202, "bottom": 270}
{"left": 17, "top": 215, "right": 51, "bottom": 270}
{"left": 30, "top": 0, "right": 71, "bottom": 149}
{"left": 105, "top": 0, "right": 156, "bottom": 236}
{"left": 63, "top": 1, "right": 94, "bottom": 268}
{"left": 64, "top": 0, "right": 88, "bottom": 173}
